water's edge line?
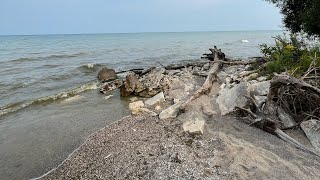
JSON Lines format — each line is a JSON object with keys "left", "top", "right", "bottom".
{"left": 31, "top": 115, "right": 132, "bottom": 180}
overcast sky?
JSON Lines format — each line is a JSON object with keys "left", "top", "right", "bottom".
{"left": 0, "top": 0, "right": 282, "bottom": 35}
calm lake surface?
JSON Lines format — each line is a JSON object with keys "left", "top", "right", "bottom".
{"left": 0, "top": 31, "right": 281, "bottom": 179}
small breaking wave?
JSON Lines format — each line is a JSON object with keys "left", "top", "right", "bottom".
{"left": 9, "top": 52, "right": 87, "bottom": 63}
{"left": 78, "top": 63, "right": 105, "bottom": 73}
{"left": 241, "top": 40, "right": 250, "bottom": 43}
{"left": 0, "top": 81, "right": 100, "bottom": 117}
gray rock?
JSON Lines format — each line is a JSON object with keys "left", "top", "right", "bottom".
{"left": 277, "top": 107, "right": 296, "bottom": 128}
{"left": 159, "top": 102, "right": 182, "bottom": 120}
{"left": 216, "top": 82, "right": 250, "bottom": 115}
{"left": 249, "top": 80, "right": 270, "bottom": 96}
{"left": 97, "top": 67, "right": 117, "bottom": 82}
{"left": 257, "top": 76, "right": 268, "bottom": 82}
{"left": 183, "top": 113, "right": 206, "bottom": 135}
{"left": 145, "top": 92, "right": 165, "bottom": 106}
{"left": 100, "top": 79, "right": 123, "bottom": 94}
{"left": 301, "top": 120, "right": 320, "bottom": 153}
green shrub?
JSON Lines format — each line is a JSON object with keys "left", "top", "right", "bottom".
{"left": 259, "top": 33, "right": 320, "bottom": 77}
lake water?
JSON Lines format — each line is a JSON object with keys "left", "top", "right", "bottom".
{"left": 0, "top": 31, "right": 281, "bottom": 179}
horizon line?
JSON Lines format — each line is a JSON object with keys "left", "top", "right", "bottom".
{"left": 0, "top": 29, "right": 284, "bottom": 36}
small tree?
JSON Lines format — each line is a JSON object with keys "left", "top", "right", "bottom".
{"left": 266, "top": 0, "right": 320, "bottom": 37}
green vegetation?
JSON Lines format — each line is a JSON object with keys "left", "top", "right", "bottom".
{"left": 265, "top": 0, "right": 320, "bottom": 37}
{"left": 259, "top": 33, "right": 320, "bottom": 78}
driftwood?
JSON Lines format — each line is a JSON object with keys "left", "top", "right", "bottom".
{"left": 164, "top": 61, "right": 209, "bottom": 70}
{"left": 116, "top": 68, "right": 144, "bottom": 75}
{"left": 236, "top": 74, "right": 320, "bottom": 156}
{"left": 180, "top": 46, "right": 225, "bottom": 110}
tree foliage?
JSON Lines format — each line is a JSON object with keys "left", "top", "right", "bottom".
{"left": 266, "top": 0, "right": 320, "bottom": 37}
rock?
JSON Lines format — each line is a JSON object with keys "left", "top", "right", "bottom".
{"left": 155, "top": 105, "right": 161, "bottom": 111}
{"left": 216, "top": 82, "right": 250, "bottom": 115}
{"left": 202, "top": 63, "right": 210, "bottom": 71}
{"left": 183, "top": 113, "right": 206, "bottom": 135}
{"left": 97, "top": 67, "right": 117, "bottom": 82}
{"left": 243, "top": 73, "right": 259, "bottom": 81}
{"left": 202, "top": 105, "right": 217, "bottom": 117}
{"left": 301, "top": 120, "right": 320, "bottom": 153}
{"left": 130, "top": 97, "right": 139, "bottom": 102}
{"left": 257, "top": 76, "right": 268, "bottom": 82}
{"left": 277, "top": 107, "right": 296, "bottom": 128}
{"left": 145, "top": 92, "right": 165, "bottom": 106}
{"left": 139, "top": 108, "right": 158, "bottom": 117}
{"left": 129, "top": 101, "right": 144, "bottom": 115}
{"left": 253, "top": 95, "right": 267, "bottom": 108}
{"left": 249, "top": 80, "right": 270, "bottom": 96}
{"left": 100, "top": 79, "right": 123, "bottom": 94}
{"left": 135, "top": 68, "right": 168, "bottom": 97}
{"left": 159, "top": 102, "right": 182, "bottom": 120}
{"left": 120, "top": 72, "right": 140, "bottom": 97}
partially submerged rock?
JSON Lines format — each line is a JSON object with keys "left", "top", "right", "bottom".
{"left": 100, "top": 79, "right": 123, "bottom": 94}
{"left": 97, "top": 67, "right": 117, "bottom": 82}
{"left": 145, "top": 92, "right": 165, "bottom": 106}
{"left": 301, "top": 119, "right": 320, "bottom": 153}
{"left": 120, "top": 72, "right": 140, "bottom": 97}
{"left": 120, "top": 68, "right": 170, "bottom": 97}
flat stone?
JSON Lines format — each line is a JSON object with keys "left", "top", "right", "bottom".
{"left": 216, "top": 82, "right": 250, "bottom": 115}
{"left": 145, "top": 92, "right": 165, "bottom": 106}
{"left": 183, "top": 114, "right": 206, "bottom": 135}
{"left": 159, "top": 102, "right": 182, "bottom": 120}
{"left": 301, "top": 120, "right": 320, "bottom": 153}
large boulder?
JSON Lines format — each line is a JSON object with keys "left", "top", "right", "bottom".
{"left": 135, "top": 68, "right": 169, "bottom": 97}
{"left": 216, "top": 82, "right": 250, "bottom": 115}
{"left": 301, "top": 120, "right": 320, "bottom": 153}
{"left": 120, "top": 72, "right": 140, "bottom": 97}
{"left": 97, "top": 67, "right": 117, "bottom": 82}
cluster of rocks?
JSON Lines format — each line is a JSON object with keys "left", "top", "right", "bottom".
{"left": 97, "top": 58, "right": 320, "bottom": 156}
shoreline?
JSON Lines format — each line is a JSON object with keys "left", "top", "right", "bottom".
{"left": 35, "top": 49, "right": 320, "bottom": 179}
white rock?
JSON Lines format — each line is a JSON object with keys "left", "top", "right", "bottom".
{"left": 301, "top": 120, "right": 320, "bottom": 153}
{"left": 155, "top": 105, "right": 161, "bottom": 111}
{"left": 249, "top": 80, "right": 270, "bottom": 96}
{"left": 159, "top": 102, "right": 182, "bottom": 120}
{"left": 129, "top": 101, "right": 144, "bottom": 115}
{"left": 145, "top": 92, "right": 165, "bottom": 106}
{"left": 216, "top": 82, "right": 250, "bottom": 115}
{"left": 257, "top": 76, "right": 268, "bottom": 82}
{"left": 183, "top": 115, "right": 206, "bottom": 135}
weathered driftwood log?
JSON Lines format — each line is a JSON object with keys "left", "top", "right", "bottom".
{"left": 180, "top": 46, "right": 225, "bottom": 110}
{"left": 164, "top": 62, "right": 209, "bottom": 70}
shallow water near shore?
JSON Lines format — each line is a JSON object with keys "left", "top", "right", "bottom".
{"left": 0, "top": 31, "right": 282, "bottom": 179}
